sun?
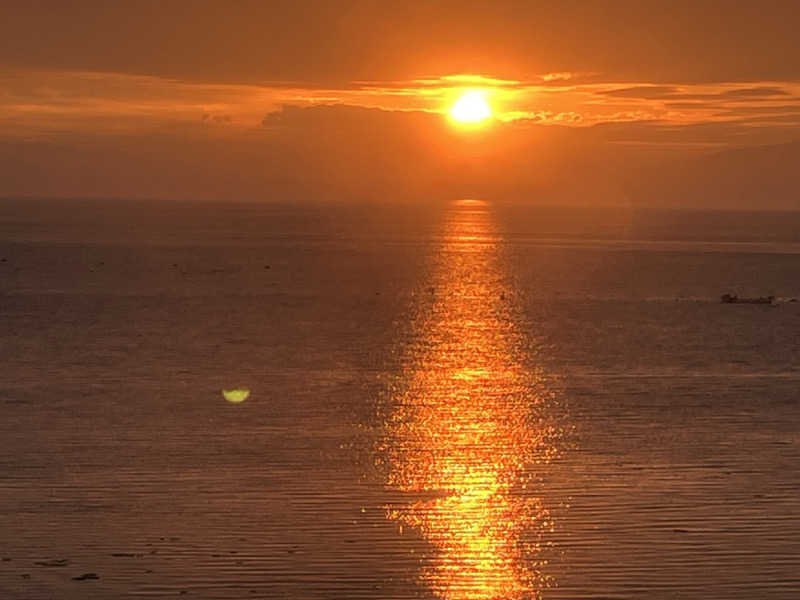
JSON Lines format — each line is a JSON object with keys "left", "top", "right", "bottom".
{"left": 449, "top": 90, "right": 492, "bottom": 124}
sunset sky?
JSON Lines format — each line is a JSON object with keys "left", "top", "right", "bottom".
{"left": 3, "top": 1, "right": 800, "bottom": 207}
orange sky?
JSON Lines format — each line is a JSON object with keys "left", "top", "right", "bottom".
{"left": 2, "top": 1, "right": 800, "bottom": 207}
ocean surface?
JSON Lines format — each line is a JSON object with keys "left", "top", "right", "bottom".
{"left": 1, "top": 197, "right": 799, "bottom": 599}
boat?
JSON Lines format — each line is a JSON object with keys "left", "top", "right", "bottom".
{"left": 720, "top": 293, "right": 774, "bottom": 305}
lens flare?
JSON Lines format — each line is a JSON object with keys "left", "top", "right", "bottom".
{"left": 222, "top": 388, "right": 250, "bottom": 403}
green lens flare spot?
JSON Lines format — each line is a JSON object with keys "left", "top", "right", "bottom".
{"left": 222, "top": 388, "right": 250, "bottom": 403}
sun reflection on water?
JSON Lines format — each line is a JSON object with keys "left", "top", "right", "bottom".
{"left": 381, "top": 201, "right": 560, "bottom": 599}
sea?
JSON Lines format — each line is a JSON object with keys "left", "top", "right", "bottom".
{"left": 1, "top": 197, "right": 799, "bottom": 599}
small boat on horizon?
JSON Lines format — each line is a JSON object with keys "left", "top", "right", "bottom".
{"left": 720, "top": 293, "right": 775, "bottom": 305}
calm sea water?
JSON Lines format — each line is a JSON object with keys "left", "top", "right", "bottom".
{"left": 1, "top": 198, "right": 799, "bottom": 599}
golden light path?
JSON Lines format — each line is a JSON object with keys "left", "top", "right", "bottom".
{"left": 381, "top": 199, "right": 560, "bottom": 600}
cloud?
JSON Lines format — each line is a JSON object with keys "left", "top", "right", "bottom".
{"left": 597, "top": 84, "right": 791, "bottom": 101}
{"left": 539, "top": 72, "right": 575, "bottom": 82}
{"left": 1, "top": 69, "right": 800, "bottom": 208}
{"left": 202, "top": 113, "right": 233, "bottom": 124}
{"left": 721, "top": 86, "right": 789, "bottom": 98}
{"left": 599, "top": 86, "right": 681, "bottom": 99}
{"left": 720, "top": 104, "right": 800, "bottom": 114}
{"left": 3, "top": 68, "right": 800, "bottom": 143}
{"left": 1, "top": 102, "right": 799, "bottom": 208}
